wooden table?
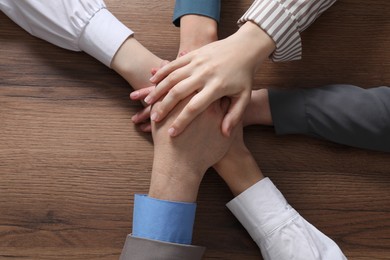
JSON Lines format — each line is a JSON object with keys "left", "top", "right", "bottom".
{"left": 0, "top": 0, "right": 389, "bottom": 259}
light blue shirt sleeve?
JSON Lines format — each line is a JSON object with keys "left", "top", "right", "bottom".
{"left": 173, "top": 0, "right": 221, "bottom": 27}
{"left": 132, "top": 194, "right": 197, "bottom": 245}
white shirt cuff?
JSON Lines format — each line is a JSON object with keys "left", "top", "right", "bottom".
{"left": 226, "top": 177, "right": 299, "bottom": 244}
{"left": 79, "top": 8, "right": 134, "bottom": 67}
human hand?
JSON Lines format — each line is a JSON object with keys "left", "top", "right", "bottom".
{"left": 149, "top": 95, "right": 238, "bottom": 202}
{"left": 145, "top": 22, "right": 275, "bottom": 137}
{"left": 138, "top": 14, "right": 217, "bottom": 133}
{"left": 129, "top": 61, "right": 170, "bottom": 132}
{"left": 130, "top": 86, "right": 154, "bottom": 132}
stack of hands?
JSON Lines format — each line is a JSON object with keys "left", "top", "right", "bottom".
{"left": 129, "top": 14, "right": 266, "bottom": 203}
{"left": 2, "top": 1, "right": 360, "bottom": 259}
{"left": 122, "top": 14, "right": 346, "bottom": 260}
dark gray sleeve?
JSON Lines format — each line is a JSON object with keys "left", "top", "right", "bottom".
{"left": 268, "top": 84, "right": 390, "bottom": 152}
{"left": 119, "top": 235, "right": 205, "bottom": 260}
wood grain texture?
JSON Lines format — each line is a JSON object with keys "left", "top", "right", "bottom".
{"left": 0, "top": 0, "right": 389, "bottom": 259}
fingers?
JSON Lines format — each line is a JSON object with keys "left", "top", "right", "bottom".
{"left": 131, "top": 106, "right": 151, "bottom": 124}
{"left": 146, "top": 56, "right": 192, "bottom": 104}
{"left": 131, "top": 106, "right": 152, "bottom": 133}
{"left": 130, "top": 86, "right": 155, "bottom": 101}
{"left": 221, "top": 93, "right": 250, "bottom": 137}
{"left": 131, "top": 60, "right": 170, "bottom": 101}
{"left": 139, "top": 122, "right": 152, "bottom": 132}
{"left": 150, "top": 77, "right": 201, "bottom": 122}
{"left": 151, "top": 68, "right": 158, "bottom": 75}
{"left": 168, "top": 87, "right": 221, "bottom": 137}
{"left": 151, "top": 60, "right": 170, "bottom": 75}
{"left": 178, "top": 50, "right": 188, "bottom": 57}
{"left": 145, "top": 66, "right": 191, "bottom": 105}
{"left": 150, "top": 55, "right": 191, "bottom": 84}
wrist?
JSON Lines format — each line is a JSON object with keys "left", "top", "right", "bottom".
{"left": 244, "top": 89, "right": 273, "bottom": 126}
{"left": 149, "top": 153, "right": 204, "bottom": 203}
{"left": 179, "top": 15, "right": 218, "bottom": 55}
{"left": 148, "top": 173, "right": 201, "bottom": 203}
{"left": 214, "top": 148, "right": 264, "bottom": 196}
{"left": 232, "top": 21, "right": 276, "bottom": 72}
{"left": 111, "top": 37, "right": 163, "bottom": 90}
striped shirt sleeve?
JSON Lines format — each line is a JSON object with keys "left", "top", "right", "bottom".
{"left": 238, "top": 0, "right": 337, "bottom": 62}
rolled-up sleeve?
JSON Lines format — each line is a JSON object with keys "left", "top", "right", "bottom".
{"left": 238, "top": 0, "right": 336, "bottom": 61}
{"left": 0, "top": 0, "right": 133, "bottom": 67}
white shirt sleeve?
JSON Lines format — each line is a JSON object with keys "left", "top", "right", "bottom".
{"left": 0, "top": 0, "right": 134, "bottom": 67}
{"left": 227, "top": 178, "right": 347, "bottom": 260}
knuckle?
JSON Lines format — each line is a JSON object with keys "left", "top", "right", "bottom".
{"left": 151, "top": 101, "right": 162, "bottom": 114}
{"left": 186, "top": 103, "right": 198, "bottom": 114}
{"left": 169, "top": 88, "right": 181, "bottom": 99}
{"left": 213, "top": 78, "right": 225, "bottom": 90}
{"left": 167, "top": 72, "right": 178, "bottom": 84}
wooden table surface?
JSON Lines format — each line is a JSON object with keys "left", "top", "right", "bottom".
{"left": 1, "top": 0, "right": 389, "bottom": 259}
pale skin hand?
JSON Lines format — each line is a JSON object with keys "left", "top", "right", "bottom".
{"left": 129, "top": 60, "right": 169, "bottom": 133}
{"left": 149, "top": 95, "right": 237, "bottom": 202}
{"left": 131, "top": 88, "right": 273, "bottom": 132}
{"left": 130, "top": 15, "right": 218, "bottom": 132}
{"left": 145, "top": 22, "right": 276, "bottom": 137}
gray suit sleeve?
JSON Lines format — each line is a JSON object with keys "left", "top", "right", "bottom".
{"left": 119, "top": 235, "right": 205, "bottom": 260}
{"left": 268, "top": 84, "right": 390, "bottom": 152}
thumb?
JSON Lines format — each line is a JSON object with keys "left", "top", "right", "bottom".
{"left": 221, "top": 95, "right": 250, "bottom": 136}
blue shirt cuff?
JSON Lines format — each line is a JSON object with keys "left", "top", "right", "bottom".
{"left": 132, "top": 194, "right": 197, "bottom": 245}
{"left": 173, "top": 0, "right": 221, "bottom": 27}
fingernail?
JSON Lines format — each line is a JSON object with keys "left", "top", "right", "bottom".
{"left": 224, "top": 126, "right": 231, "bottom": 137}
{"left": 131, "top": 115, "right": 137, "bottom": 122}
{"left": 168, "top": 127, "right": 176, "bottom": 136}
{"left": 226, "top": 128, "right": 231, "bottom": 137}
{"left": 130, "top": 91, "right": 139, "bottom": 99}
{"left": 144, "top": 96, "right": 151, "bottom": 104}
{"left": 151, "top": 112, "right": 158, "bottom": 121}
{"left": 149, "top": 75, "right": 155, "bottom": 82}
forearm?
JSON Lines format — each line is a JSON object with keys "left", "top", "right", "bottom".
{"left": 111, "top": 37, "right": 163, "bottom": 90}
{"left": 244, "top": 89, "right": 273, "bottom": 126}
{"left": 179, "top": 15, "right": 218, "bottom": 55}
{"left": 173, "top": 0, "right": 220, "bottom": 55}
{"left": 148, "top": 148, "right": 203, "bottom": 202}
{"left": 148, "top": 171, "right": 201, "bottom": 203}
{"left": 269, "top": 84, "right": 390, "bottom": 152}
{"left": 214, "top": 144, "right": 264, "bottom": 196}
{"left": 231, "top": 21, "right": 275, "bottom": 73}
